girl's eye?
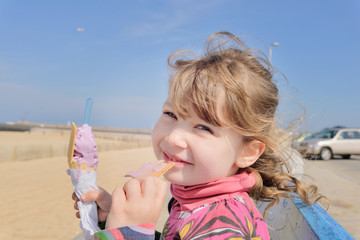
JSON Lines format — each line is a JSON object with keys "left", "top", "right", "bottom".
{"left": 163, "top": 111, "right": 177, "bottom": 120}
{"left": 196, "top": 125, "right": 213, "bottom": 134}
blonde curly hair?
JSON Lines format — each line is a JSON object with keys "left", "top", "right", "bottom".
{"left": 167, "top": 31, "right": 325, "bottom": 216}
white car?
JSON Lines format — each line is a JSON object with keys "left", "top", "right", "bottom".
{"left": 294, "top": 128, "right": 360, "bottom": 160}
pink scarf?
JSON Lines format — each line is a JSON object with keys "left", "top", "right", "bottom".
{"left": 170, "top": 171, "right": 256, "bottom": 211}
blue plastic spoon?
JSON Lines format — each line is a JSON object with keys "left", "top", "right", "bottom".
{"left": 83, "top": 98, "right": 93, "bottom": 125}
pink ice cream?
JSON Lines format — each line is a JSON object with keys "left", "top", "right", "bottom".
{"left": 73, "top": 124, "right": 98, "bottom": 170}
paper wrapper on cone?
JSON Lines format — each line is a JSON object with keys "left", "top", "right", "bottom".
{"left": 67, "top": 122, "right": 99, "bottom": 240}
{"left": 67, "top": 169, "right": 99, "bottom": 239}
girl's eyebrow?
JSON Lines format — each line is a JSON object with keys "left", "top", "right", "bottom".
{"left": 163, "top": 101, "right": 172, "bottom": 108}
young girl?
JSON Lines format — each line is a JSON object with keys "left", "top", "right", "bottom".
{"left": 73, "top": 32, "right": 324, "bottom": 239}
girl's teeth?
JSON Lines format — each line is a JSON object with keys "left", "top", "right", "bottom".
{"left": 166, "top": 153, "right": 178, "bottom": 162}
{"left": 170, "top": 157, "right": 176, "bottom": 161}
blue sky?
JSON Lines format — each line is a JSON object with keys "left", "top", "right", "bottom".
{"left": 0, "top": 0, "right": 359, "bottom": 132}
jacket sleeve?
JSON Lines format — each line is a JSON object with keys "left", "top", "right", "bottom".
{"left": 94, "top": 224, "right": 155, "bottom": 240}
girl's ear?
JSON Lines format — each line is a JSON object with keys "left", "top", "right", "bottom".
{"left": 235, "top": 140, "right": 265, "bottom": 168}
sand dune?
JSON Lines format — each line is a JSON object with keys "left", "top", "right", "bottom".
{"left": 0, "top": 131, "right": 151, "bottom": 162}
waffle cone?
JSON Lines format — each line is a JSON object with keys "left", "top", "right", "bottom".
{"left": 125, "top": 160, "right": 174, "bottom": 178}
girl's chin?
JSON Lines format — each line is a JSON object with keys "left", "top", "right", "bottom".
{"left": 163, "top": 171, "right": 199, "bottom": 186}
{"left": 163, "top": 171, "right": 183, "bottom": 184}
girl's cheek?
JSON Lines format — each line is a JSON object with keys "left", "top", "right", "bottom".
{"left": 151, "top": 144, "right": 162, "bottom": 160}
{"left": 151, "top": 123, "right": 161, "bottom": 143}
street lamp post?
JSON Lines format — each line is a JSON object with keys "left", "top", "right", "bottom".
{"left": 269, "top": 42, "right": 279, "bottom": 63}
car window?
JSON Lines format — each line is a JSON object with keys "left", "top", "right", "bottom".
{"left": 351, "top": 131, "right": 360, "bottom": 139}
{"left": 340, "top": 130, "right": 360, "bottom": 139}
{"left": 340, "top": 131, "right": 351, "bottom": 139}
{"left": 304, "top": 133, "right": 315, "bottom": 140}
{"left": 316, "top": 130, "right": 339, "bottom": 139}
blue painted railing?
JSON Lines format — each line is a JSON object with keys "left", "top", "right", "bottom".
{"left": 256, "top": 197, "right": 354, "bottom": 240}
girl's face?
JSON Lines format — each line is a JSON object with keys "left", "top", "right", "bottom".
{"left": 152, "top": 97, "right": 249, "bottom": 186}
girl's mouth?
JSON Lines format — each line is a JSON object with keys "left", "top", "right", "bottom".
{"left": 163, "top": 152, "right": 189, "bottom": 166}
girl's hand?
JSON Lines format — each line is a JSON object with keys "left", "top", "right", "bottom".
{"left": 105, "top": 176, "right": 168, "bottom": 229}
{"left": 72, "top": 187, "right": 112, "bottom": 222}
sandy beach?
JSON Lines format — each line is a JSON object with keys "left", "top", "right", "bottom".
{"left": 0, "top": 130, "right": 158, "bottom": 240}
{"left": 0, "top": 147, "right": 163, "bottom": 240}
{"left": 0, "top": 131, "right": 358, "bottom": 239}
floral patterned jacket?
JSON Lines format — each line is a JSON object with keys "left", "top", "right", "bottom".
{"left": 95, "top": 173, "right": 270, "bottom": 240}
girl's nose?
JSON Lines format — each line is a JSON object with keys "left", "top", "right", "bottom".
{"left": 166, "top": 128, "right": 188, "bottom": 149}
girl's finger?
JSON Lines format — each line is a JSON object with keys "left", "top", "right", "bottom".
{"left": 111, "top": 186, "right": 127, "bottom": 209}
{"left": 123, "top": 178, "right": 142, "bottom": 201}
{"left": 140, "top": 176, "right": 158, "bottom": 198}
{"left": 157, "top": 179, "right": 168, "bottom": 200}
{"left": 96, "top": 188, "right": 112, "bottom": 211}
{"left": 154, "top": 179, "right": 168, "bottom": 209}
{"left": 72, "top": 192, "right": 79, "bottom": 201}
{"left": 81, "top": 190, "right": 100, "bottom": 202}
{"left": 74, "top": 201, "right": 79, "bottom": 210}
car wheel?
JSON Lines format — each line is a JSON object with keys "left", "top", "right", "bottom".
{"left": 342, "top": 154, "right": 351, "bottom": 159}
{"left": 320, "top": 148, "right": 332, "bottom": 160}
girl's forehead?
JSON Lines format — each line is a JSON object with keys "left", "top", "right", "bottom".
{"left": 164, "top": 92, "right": 227, "bottom": 124}
{"left": 163, "top": 98, "right": 172, "bottom": 107}
{"left": 163, "top": 97, "right": 177, "bottom": 109}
